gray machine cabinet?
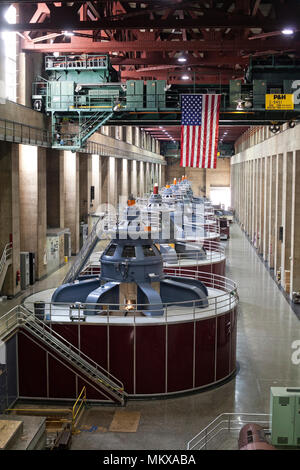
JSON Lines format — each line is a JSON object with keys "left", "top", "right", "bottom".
{"left": 20, "top": 251, "right": 30, "bottom": 291}
{"left": 270, "top": 387, "right": 300, "bottom": 446}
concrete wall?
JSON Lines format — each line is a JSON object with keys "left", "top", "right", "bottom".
{"left": 231, "top": 124, "right": 300, "bottom": 299}
{"left": 165, "top": 158, "right": 231, "bottom": 197}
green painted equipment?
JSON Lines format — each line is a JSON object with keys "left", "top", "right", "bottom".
{"left": 32, "top": 54, "right": 300, "bottom": 152}
{"left": 270, "top": 387, "right": 300, "bottom": 447}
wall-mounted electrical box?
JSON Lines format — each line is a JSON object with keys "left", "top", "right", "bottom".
{"left": 270, "top": 387, "right": 300, "bottom": 447}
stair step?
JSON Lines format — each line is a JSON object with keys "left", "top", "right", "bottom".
{"left": 22, "top": 320, "right": 124, "bottom": 403}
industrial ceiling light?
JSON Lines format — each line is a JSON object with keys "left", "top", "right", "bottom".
{"left": 63, "top": 31, "right": 74, "bottom": 36}
{"left": 178, "top": 56, "right": 187, "bottom": 63}
{"left": 181, "top": 75, "right": 190, "bottom": 80}
{"left": 281, "top": 28, "right": 294, "bottom": 35}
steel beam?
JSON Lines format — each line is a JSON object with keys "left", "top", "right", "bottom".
{"left": 21, "top": 38, "right": 299, "bottom": 53}
{"left": 2, "top": 16, "right": 300, "bottom": 31}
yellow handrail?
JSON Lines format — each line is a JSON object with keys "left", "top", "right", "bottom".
{"left": 72, "top": 386, "right": 86, "bottom": 432}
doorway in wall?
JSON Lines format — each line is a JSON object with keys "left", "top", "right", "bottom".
{"left": 210, "top": 186, "right": 231, "bottom": 209}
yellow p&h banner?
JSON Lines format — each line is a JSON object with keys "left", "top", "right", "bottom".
{"left": 265, "top": 94, "right": 294, "bottom": 110}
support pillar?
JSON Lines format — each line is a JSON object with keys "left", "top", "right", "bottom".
{"left": 290, "top": 150, "right": 300, "bottom": 297}
{"left": 269, "top": 155, "right": 276, "bottom": 268}
{"left": 281, "top": 151, "right": 293, "bottom": 290}
{"left": 90, "top": 154, "right": 100, "bottom": 214}
{"left": 139, "top": 161, "right": 145, "bottom": 197}
{"left": 131, "top": 160, "right": 138, "bottom": 197}
{"left": 108, "top": 156, "right": 117, "bottom": 206}
{"left": 64, "top": 151, "right": 80, "bottom": 255}
{"left": 0, "top": 142, "right": 20, "bottom": 296}
{"left": 274, "top": 154, "right": 283, "bottom": 278}
{"left": 121, "top": 158, "right": 129, "bottom": 198}
{"left": 19, "top": 145, "right": 47, "bottom": 280}
{"left": 100, "top": 156, "right": 109, "bottom": 205}
{"left": 263, "top": 156, "right": 270, "bottom": 260}
{"left": 46, "top": 149, "right": 64, "bottom": 229}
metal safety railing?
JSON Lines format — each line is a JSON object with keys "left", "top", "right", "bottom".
{"left": 45, "top": 55, "right": 109, "bottom": 71}
{"left": 72, "top": 386, "right": 87, "bottom": 433}
{"left": 81, "top": 240, "right": 226, "bottom": 276}
{"left": 0, "top": 305, "right": 126, "bottom": 405}
{"left": 24, "top": 269, "right": 238, "bottom": 323}
{"left": 0, "top": 242, "right": 12, "bottom": 278}
{"left": 0, "top": 117, "right": 50, "bottom": 147}
{"left": 0, "top": 242, "right": 13, "bottom": 291}
{"left": 187, "top": 413, "right": 271, "bottom": 450}
{"left": 63, "top": 213, "right": 108, "bottom": 284}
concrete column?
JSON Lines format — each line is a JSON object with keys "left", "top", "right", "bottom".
{"left": 155, "top": 163, "right": 159, "bottom": 185}
{"left": 136, "top": 160, "right": 140, "bottom": 196}
{"left": 241, "top": 161, "right": 246, "bottom": 230}
{"left": 242, "top": 161, "right": 247, "bottom": 230}
{"left": 161, "top": 164, "right": 166, "bottom": 188}
{"left": 108, "top": 156, "right": 117, "bottom": 206}
{"left": 145, "top": 162, "right": 150, "bottom": 193}
{"left": 121, "top": 158, "right": 129, "bottom": 198}
{"left": 281, "top": 151, "right": 293, "bottom": 290}
{"left": 116, "top": 158, "right": 123, "bottom": 205}
{"left": 159, "top": 165, "right": 162, "bottom": 187}
{"left": 251, "top": 159, "right": 256, "bottom": 243}
{"left": 274, "top": 154, "right": 283, "bottom": 278}
{"left": 17, "top": 52, "right": 43, "bottom": 107}
{"left": 19, "top": 145, "right": 47, "bottom": 280}
{"left": 98, "top": 155, "right": 102, "bottom": 208}
{"left": 79, "top": 153, "right": 90, "bottom": 224}
{"left": 151, "top": 164, "right": 155, "bottom": 188}
{"left": 290, "top": 150, "right": 300, "bottom": 297}
{"left": 258, "top": 157, "right": 265, "bottom": 254}
{"left": 0, "top": 142, "right": 20, "bottom": 296}
{"left": 269, "top": 155, "right": 277, "bottom": 269}
{"left": 131, "top": 160, "right": 138, "bottom": 197}
{"left": 90, "top": 154, "right": 100, "bottom": 214}
{"left": 64, "top": 151, "right": 80, "bottom": 255}
{"left": 246, "top": 160, "right": 251, "bottom": 236}
{"left": 139, "top": 161, "right": 145, "bottom": 196}
{"left": 263, "top": 156, "right": 270, "bottom": 260}
{"left": 46, "top": 149, "right": 64, "bottom": 228}
{"left": 126, "top": 127, "right": 133, "bottom": 144}
{"left": 135, "top": 128, "right": 140, "bottom": 148}
{"left": 252, "top": 159, "right": 257, "bottom": 245}
{"left": 100, "top": 156, "right": 109, "bottom": 205}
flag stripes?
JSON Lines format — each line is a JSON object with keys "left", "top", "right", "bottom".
{"left": 180, "top": 94, "right": 221, "bottom": 169}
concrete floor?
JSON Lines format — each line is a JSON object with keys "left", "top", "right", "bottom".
{"left": 2, "top": 224, "right": 300, "bottom": 450}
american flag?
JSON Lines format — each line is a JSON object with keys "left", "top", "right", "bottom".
{"left": 180, "top": 94, "right": 221, "bottom": 169}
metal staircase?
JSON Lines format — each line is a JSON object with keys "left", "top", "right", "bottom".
{"left": 52, "top": 112, "right": 115, "bottom": 151}
{"left": 0, "top": 306, "right": 126, "bottom": 405}
{"left": 0, "top": 243, "right": 12, "bottom": 294}
{"left": 63, "top": 214, "right": 107, "bottom": 284}
{"left": 78, "top": 111, "right": 114, "bottom": 146}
